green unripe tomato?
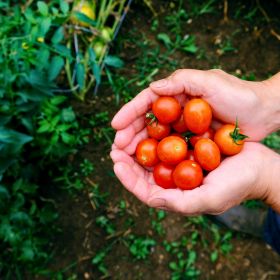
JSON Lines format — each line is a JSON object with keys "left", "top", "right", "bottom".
{"left": 100, "top": 27, "right": 113, "bottom": 42}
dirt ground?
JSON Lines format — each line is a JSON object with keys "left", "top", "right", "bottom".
{"left": 46, "top": 1, "right": 280, "bottom": 279}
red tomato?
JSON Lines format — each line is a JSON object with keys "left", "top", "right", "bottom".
{"left": 136, "top": 138, "right": 159, "bottom": 167}
{"left": 189, "top": 128, "right": 215, "bottom": 147}
{"left": 147, "top": 121, "right": 170, "bottom": 140}
{"left": 183, "top": 98, "right": 212, "bottom": 134}
{"left": 186, "top": 150, "right": 195, "bottom": 161}
{"left": 172, "top": 110, "right": 188, "bottom": 133}
{"left": 214, "top": 124, "right": 247, "bottom": 155}
{"left": 157, "top": 136, "right": 188, "bottom": 165}
{"left": 152, "top": 97, "right": 181, "bottom": 124}
{"left": 172, "top": 160, "right": 203, "bottom": 190}
{"left": 153, "top": 162, "right": 176, "bottom": 189}
{"left": 194, "top": 139, "right": 221, "bottom": 171}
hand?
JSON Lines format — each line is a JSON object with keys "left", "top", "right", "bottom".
{"left": 111, "top": 69, "right": 280, "bottom": 215}
{"left": 111, "top": 142, "right": 280, "bottom": 215}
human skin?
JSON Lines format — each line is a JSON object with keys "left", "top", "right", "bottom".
{"left": 110, "top": 69, "right": 280, "bottom": 215}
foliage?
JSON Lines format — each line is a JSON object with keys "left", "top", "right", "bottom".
{"left": 0, "top": 0, "right": 124, "bottom": 277}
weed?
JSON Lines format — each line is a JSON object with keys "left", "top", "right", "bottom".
{"left": 125, "top": 235, "right": 156, "bottom": 260}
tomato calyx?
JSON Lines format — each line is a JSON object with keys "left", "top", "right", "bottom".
{"left": 146, "top": 112, "right": 157, "bottom": 126}
{"left": 182, "top": 131, "right": 196, "bottom": 142}
{"left": 230, "top": 119, "right": 249, "bottom": 145}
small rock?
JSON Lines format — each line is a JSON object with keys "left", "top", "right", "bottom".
{"left": 84, "top": 272, "right": 90, "bottom": 279}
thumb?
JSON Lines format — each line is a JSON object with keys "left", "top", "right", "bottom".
{"left": 150, "top": 69, "right": 220, "bottom": 98}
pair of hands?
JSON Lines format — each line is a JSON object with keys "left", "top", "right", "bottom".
{"left": 111, "top": 69, "right": 280, "bottom": 215}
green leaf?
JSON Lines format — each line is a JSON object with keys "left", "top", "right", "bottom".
{"left": 0, "top": 185, "right": 9, "bottom": 200}
{"left": 37, "top": 121, "right": 51, "bottom": 133}
{"left": 61, "top": 132, "right": 75, "bottom": 145}
{"left": 0, "top": 127, "right": 33, "bottom": 146}
{"left": 61, "top": 108, "right": 76, "bottom": 122}
{"left": 73, "top": 11, "right": 96, "bottom": 26}
{"left": 37, "top": 1, "right": 48, "bottom": 16}
{"left": 157, "top": 33, "right": 172, "bottom": 48}
{"left": 51, "top": 27, "right": 64, "bottom": 44}
{"left": 210, "top": 250, "right": 218, "bottom": 262}
{"left": 48, "top": 56, "right": 64, "bottom": 81}
{"left": 54, "top": 45, "right": 72, "bottom": 59}
{"left": 104, "top": 56, "right": 124, "bottom": 68}
{"left": 182, "top": 44, "right": 198, "bottom": 54}
{"left": 39, "top": 18, "right": 52, "bottom": 35}
{"left": 60, "top": 1, "right": 69, "bottom": 14}
{"left": 76, "top": 63, "right": 85, "bottom": 90}
{"left": 50, "top": 96, "right": 67, "bottom": 105}
{"left": 169, "top": 262, "right": 178, "bottom": 271}
{"left": 93, "top": 63, "right": 101, "bottom": 84}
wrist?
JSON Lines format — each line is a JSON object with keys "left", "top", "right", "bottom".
{"left": 257, "top": 72, "right": 280, "bottom": 134}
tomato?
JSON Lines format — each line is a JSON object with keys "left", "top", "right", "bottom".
{"left": 101, "top": 26, "right": 112, "bottom": 42}
{"left": 93, "top": 41, "right": 105, "bottom": 58}
{"left": 183, "top": 98, "right": 212, "bottom": 134}
{"left": 147, "top": 121, "right": 170, "bottom": 140}
{"left": 172, "top": 160, "right": 203, "bottom": 190}
{"left": 136, "top": 138, "right": 159, "bottom": 167}
{"left": 157, "top": 136, "right": 188, "bottom": 165}
{"left": 152, "top": 97, "right": 181, "bottom": 124}
{"left": 72, "top": 2, "right": 96, "bottom": 26}
{"left": 214, "top": 124, "right": 248, "bottom": 155}
{"left": 194, "top": 139, "right": 221, "bottom": 171}
{"left": 186, "top": 150, "right": 195, "bottom": 161}
{"left": 172, "top": 110, "right": 188, "bottom": 133}
{"left": 189, "top": 128, "right": 215, "bottom": 147}
{"left": 153, "top": 162, "right": 176, "bottom": 189}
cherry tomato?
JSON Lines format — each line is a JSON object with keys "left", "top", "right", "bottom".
{"left": 153, "top": 162, "right": 176, "bottom": 189}
{"left": 172, "top": 160, "right": 203, "bottom": 190}
{"left": 172, "top": 110, "right": 188, "bottom": 133}
{"left": 194, "top": 139, "right": 221, "bottom": 171}
{"left": 189, "top": 128, "right": 215, "bottom": 147}
{"left": 183, "top": 98, "right": 212, "bottom": 134}
{"left": 214, "top": 124, "right": 247, "bottom": 155}
{"left": 186, "top": 150, "right": 195, "bottom": 161}
{"left": 157, "top": 136, "right": 188, "bottom": 165}
{"left": 152, "top": 97, "right": 181, "bottom": 124}
{"left": 147, "top": 121, "right": 170, "bottom": 140}
{"left": 136, "top": 138, "right": 159, "bottom": 167}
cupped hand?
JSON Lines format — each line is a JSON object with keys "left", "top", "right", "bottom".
{"left": 110, "top": 69, "right": 280, "bottom": 215}
{"left": 111, "top": 142, "right": 279, "bottom": 215}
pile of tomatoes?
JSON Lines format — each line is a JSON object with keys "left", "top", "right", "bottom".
{"left": 135, "top": 97, "right": 248, "bottom": 190}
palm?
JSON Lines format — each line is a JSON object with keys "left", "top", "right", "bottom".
{"left": 111, "top": 138, "right": 267, "bottom": 214}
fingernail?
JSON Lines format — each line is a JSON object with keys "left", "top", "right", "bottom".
{"left": 149, "top": 198, "right": 166, "bottom": 208}
{"left": 151, "top": 79, "right": 168, "bottom": 88}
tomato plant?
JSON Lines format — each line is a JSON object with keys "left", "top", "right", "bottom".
{"left": 214, "top": 123, "right": 248, "bottom": 155}
{"left": 173, "top": 160, "right": 203, "bottom": 190}
{"left": 152, "top": 97, "right": 181, "bottom": 124}
{"left": 183, "top": 98, "right": 212, "bottom": 134}
{"left": 157, "top": 136, "right": 188, "bottom": 165}
{"left": 194, "top": 139, "right": 221, "bottom": 171}
{"left": 136, "top": 138, "right": 159, "bottom": 167}
{"left": 153, "top": 162, "right": 176, "bottom": 189}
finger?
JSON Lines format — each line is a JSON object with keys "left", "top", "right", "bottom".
{"left": 150, "top": 69, "right": 218, "bottom": 98}
{"left": 147, "top": 186, "right": 218, "bottom": 215}
{"left": 114, "top": 116, "right": 146, "bottom": 149}
{"left": 111, "top": 88, "right": 158, "bottom": 130}
{"left": 110, "top": 149, "right": 155, "bottom": 184}
{"left": 113, "top": 162, "right": 160, "bottom": 203}
{"left": 122, "top": 128, "right": 148, "bottom": 155}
